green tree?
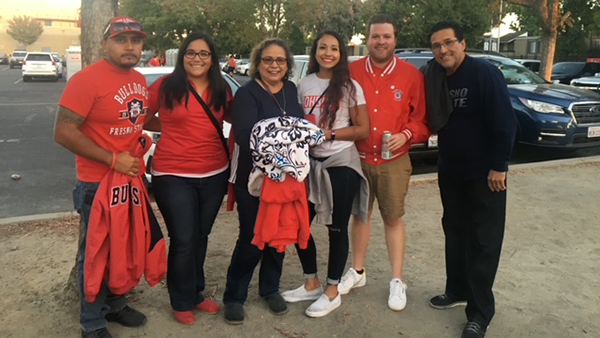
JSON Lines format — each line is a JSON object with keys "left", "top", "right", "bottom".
{"left": 280, "top": 0, "right": 363, "bottom": 55}
{"left": 6, "top": 16, "right": 43, "bottom": 47}
{"left": 508, "top": 0, "right": 600, "bottom": 62}
{"left": 121, "top": 0, "right": 262, "bottom": 58}
{"left": 360, "top": 0, "right": 496, "bottom": 48}
{"left": 505, "top": 0, "right": 575, "bottom": 80}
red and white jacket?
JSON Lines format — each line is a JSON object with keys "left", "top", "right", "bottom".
{"left": 84, "top": 135, "right": 167, "bottom": 302}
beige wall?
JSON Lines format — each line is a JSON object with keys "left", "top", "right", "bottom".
{"left": 1, "top": 0, "right": 80, "bottom": 55}
{"left": 0, "top": 19, "right": 80, "bottom": 55}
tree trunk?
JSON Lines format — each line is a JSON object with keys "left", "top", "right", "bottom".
{"left": 80, "top": 0, "right": 118, "bottom": 67}
{"left": 63, "top": 0, "right": 118, "bottom": 302}
{"left": 539, "top": 25, "right": 558, "bottom": 81}
{"left": 538, "top": 0, "right": 561, "bottom": 81}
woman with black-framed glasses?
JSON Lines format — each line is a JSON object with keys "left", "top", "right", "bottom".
{"left": 222, "top": 37, "right": 304, "bottom": 325}
{"left": 143, "top": 32, "right": 232, "bottom": 325}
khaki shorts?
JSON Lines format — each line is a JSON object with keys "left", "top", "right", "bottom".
{"left": 361, "top": 155, "right": 412, "bottom": 219}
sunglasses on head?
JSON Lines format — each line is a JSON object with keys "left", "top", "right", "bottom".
{"left": 103, "top": 22, "right": 143, "bottom": 37}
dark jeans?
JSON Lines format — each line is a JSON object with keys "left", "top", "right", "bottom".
{"left": 73, "top": 180, "right": 127, "bottom": 332}
{"left": 152, "top": 171, "right": 228, "bottom": 311}
{"left": 223, "top": 185, "right": 285, "bottom": 304}
{"left": 295, "top": 166, "right": 360, "bottom": 284}
{"left": 438, "top": 170, "right": 507, "bottom": 325}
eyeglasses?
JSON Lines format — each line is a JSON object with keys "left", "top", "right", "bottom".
{"left": 431, "top": 39, "right": 459, "bottom": 52}
{"left": 261, "top": 57, "right": 287, "bottom": 66}
{"left": 184, "top": 50, "right": 211, "bottom": 60}
{"left": 103, "top": 22, "right": 143, "bottom": 37}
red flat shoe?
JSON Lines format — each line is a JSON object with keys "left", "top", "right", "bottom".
{"left": 173, "top": 310, "right": 195, "bottom": 325}
{"left": 195, "top": 299, "right": 220, "bottom": 314}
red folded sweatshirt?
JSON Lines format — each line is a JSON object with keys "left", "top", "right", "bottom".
{"left": 252, "top": 174, "right": 310, "bottom": 253}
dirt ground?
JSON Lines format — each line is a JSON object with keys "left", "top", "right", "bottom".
{"left": 1, "top": 159, "right": 599, "bottom": 338}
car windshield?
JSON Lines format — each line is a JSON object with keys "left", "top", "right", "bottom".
{"left": 398, "top": 56, "right": 431, "bottom": 71}
{"left": 552, "top": 63, "right": 584, "bottom": 74}
{"left": 482, "top": 56, "right": 547, "bottom": 85}
{"left": 26, "top": 54, "right": 52, "bottom": 61}
{"left": 14, "top": 52, "right": 27, "bottom": 57}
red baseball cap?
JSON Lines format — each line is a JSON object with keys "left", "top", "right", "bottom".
{"left": 103, "top": 16, "right": 147, "bottom": 40}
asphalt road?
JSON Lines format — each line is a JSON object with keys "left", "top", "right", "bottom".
{"left": 1, "top": 67, "right": 599, "bottom": 219}
{"left": 0, "top": 66, "right": 75, "bottom": 218}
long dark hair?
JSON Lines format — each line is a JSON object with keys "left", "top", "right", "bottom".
{"left": 160, "top": 32, "right": 228, "bottom": 111}
{"left": 307, "top": 31, "right": 356, "bottom": 129}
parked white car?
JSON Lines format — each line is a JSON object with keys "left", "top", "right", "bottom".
{"left": 22, "top": 52, "right": 61, "bottom": 82}
{"left": 135, "top": 66, "right": 239, "bottom": 184}
{"left": 235, "top": 59, "right": 251, "bottom": 75}
{"left": 570, "top": 73, "right": 600, "bottom": 93}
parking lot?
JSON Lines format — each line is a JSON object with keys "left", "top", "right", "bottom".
{"left": 1, "top": 65, "right": 600, "bottom": 219}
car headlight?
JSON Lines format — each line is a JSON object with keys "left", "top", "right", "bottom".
{"left": 518, "top": 98, "right": 565, "bottom": 114}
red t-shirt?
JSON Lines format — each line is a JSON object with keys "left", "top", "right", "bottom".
{"left": 59, "top": 60, "right": 149, "bottom": 182}
{"left": 148, "top": 76, "right": 232, "bottom": 176}
{"left": 148, "top": 58, "right": 160, "bottom": 67}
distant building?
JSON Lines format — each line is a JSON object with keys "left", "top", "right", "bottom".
{"left": 0, "top": 3, "right": 80, "bottom": 56}
{"left": 481, "top": 31, "right": 542, "bottom": 60}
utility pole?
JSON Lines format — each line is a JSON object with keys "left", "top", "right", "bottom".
{"left": 497, "top": 0, "right": 503, "bottom": 52}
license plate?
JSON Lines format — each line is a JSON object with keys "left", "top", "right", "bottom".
{"left": 428, "top": 134, "right": 438, "bottom": 148}
{"left": 588, "top": 126, "right": 600, "bottom": 138}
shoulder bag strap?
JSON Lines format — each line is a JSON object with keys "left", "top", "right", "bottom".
{"left": 188, "top": 83, "right": 230, "bottom": 160}
{"left": 257, "top": 78, "right": 286, "bottom": 115}
{"left": 307, "top": 87, "right": 328, "bottom": 116}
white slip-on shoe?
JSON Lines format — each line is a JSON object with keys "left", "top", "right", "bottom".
{"left": 281, "top": 284, "right": 324, "bottom": 303}
{"left": 388, "top": 278, "right": 407, "bottom": 311}
{"left": 305, "top": 293, "right": 342, "bottom": 318}
{"left": 337, "top": 268, "right": 366, "bottom": 295}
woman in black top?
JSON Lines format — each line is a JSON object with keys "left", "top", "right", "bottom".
{"left": 223, "top": 38, "right": 304, "bottom": 324}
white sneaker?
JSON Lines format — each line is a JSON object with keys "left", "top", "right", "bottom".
{"left": 281, "top": 284, "right": 324, "bottom": 303}
{"left": 388, "top": 278, "right": 407, "bottom": 311}
{"left": 305, "top": 293, "right": 342, "bottom": 317}
{"left": 337, "top": 268, "right": 366, "bottom": 295}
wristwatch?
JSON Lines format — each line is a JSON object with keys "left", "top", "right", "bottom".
{"left": 330, "top": 129, "right": 336, "bottom": 141}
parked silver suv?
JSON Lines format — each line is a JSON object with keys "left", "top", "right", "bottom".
{"left": 9, "top": 51, "right": 27, "bottom": 68}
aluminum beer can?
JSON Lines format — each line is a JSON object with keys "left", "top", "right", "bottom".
{"left": 382, "top": 131, "right": 393, "bottom": 160}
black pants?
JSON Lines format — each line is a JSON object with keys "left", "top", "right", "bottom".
{"left": 153, "top": 172, "right": 228, "bottom": 311}
{"left": 438, "top": 170, "right": 507, "bottom": 325}
{"left": 223, "top": 185, "right": 285, "bottom": 304}
{"left": 295, "top": 166, "right": 360, "bottom": 284}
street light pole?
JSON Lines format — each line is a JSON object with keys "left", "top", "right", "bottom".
{"left": 497, "top": 0, "right": 503, "bottom": 52}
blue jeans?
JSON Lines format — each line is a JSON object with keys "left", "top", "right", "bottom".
{"left": 223, "top": 185, "right": 285, "bottom": 304}
{"left": 73, "top": 180, "right": 127, "bottom": 332}
{"left": 152, "top": 171, "right": 228, "bottom": 311}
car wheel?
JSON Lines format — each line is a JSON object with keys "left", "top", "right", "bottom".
{"left": 245, "top": 69, "right": 249, "bottom": 76}
{"left": 22, "top": 76, "right": 30, "bottom": 82}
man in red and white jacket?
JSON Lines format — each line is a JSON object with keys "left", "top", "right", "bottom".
{"left": 339, "top": 14, "right": 430, "bottom": 312}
